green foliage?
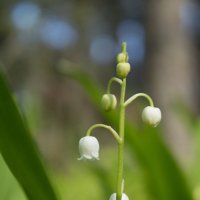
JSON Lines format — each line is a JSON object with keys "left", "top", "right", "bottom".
{"left": 175, "top": 103, "right": 200, "bottom": 188}
{"left": 0, "top": 155, "right": 26, "bottom": 200}
{"left": 0, "top": 68, "right": 59, "bottom": 200}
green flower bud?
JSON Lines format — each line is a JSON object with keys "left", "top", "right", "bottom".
{"left": 101, "top": 94, "right": 117, "bottom": 112}
{"left": 116, "top": 62, "right": 131, "bottom": 78}
{"left": 117, "top": 53, "right": 129, "bottom": 63}
{"left": 117, "top": 53, "right": 126, "bottom": 63}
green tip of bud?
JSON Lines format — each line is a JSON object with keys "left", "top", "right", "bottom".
{"left": 101, "top": 94, "right": 117, "bottom": 112}
{"left": 121, "top": 42, "right": 127, "bottom": 53}
{"left": 116, "top": 42, "right": 129, "bottom": 63}
{"left": 116, "top": 42, "right": 131, "bottom": 78}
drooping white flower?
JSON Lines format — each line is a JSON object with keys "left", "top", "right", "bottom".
{"left": 109, "top": 193, "right": 129, "bottom": 200}
{"left": 78, "top": 136, "right": 99, "bottom": 160}
{"left": 142, "top": 106, "right": 161, "bottom": 127}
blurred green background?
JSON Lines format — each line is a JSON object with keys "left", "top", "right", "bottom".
{"left": 0, "top": 0, "right": 200, "bottom": 199}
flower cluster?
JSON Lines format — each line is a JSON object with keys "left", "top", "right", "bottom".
{"left": 78, "top": 42, "right": 162, "bottom": 200}
{"left": 78, "top": 107, "right": 161, "bottom": 161}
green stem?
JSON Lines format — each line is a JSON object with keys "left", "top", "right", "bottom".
{"left": 86, "top": 124, "right": 122, "bottom": 144}
{"left": 124, "top": 93, "right": 154, "bottom": 107}
{"left": 116, "top": 78, "right": 126, "bottom": 200}
{"left": 107, "top": 77, "right": 122, "bottom": 94}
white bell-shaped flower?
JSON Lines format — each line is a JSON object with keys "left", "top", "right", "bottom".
{"left": 142, "top": 106, "right": 161, "bottom": 127}
{"left": 78, "top": 136, "right": 99, "bottom": 160}
{"left": 109, "top": 193, "right": 129, "bottom": 200}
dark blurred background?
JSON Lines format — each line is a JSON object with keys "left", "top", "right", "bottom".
{"left": 0, "top": 0, "right": 200, "bottom": 199}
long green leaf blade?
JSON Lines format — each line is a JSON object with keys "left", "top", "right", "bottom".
{"left": 0, "top": 69, "right": 58, "bottom": 200}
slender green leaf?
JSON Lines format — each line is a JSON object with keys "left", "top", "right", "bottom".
{"left": 0, "top": 68, "right": 58, "bottom": 200}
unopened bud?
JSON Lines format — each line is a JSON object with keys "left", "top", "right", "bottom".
{"left": 142, "top": 106, "right": 161, "bottom": 127}
{"left": 101, "top": 94, "right": 117, "bottom": 112}
{"left": 117, "top": 53, "right": 126, "bottom": 63}
{"left": 116, "top": 63, "right": 131, "bottom": 78}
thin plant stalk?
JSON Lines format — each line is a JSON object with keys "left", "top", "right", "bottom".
{"left": 116, "top": 78, "right": 126, "bottom": 200}
{"left": 78, "top": 42, "right": 162, "bottom": 200}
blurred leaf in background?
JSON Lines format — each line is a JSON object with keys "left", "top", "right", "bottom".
{"left": 0, "top": 155, "right": 25, "bottom": 200}
{"left": 0, "top": 68, "right": 59, "bottom": 200}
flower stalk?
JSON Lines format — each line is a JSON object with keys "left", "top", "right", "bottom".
{"left": 116, "top": 78, "right": 126, "bottom": 200}
{"left": 78, "top": 42, "right": 162, "bottom": 200}
{"left": 107, "top": 77, "right": 122, "bottom": 94}
{"left": 124, "top": 93, "right": 154, "bottom": 107}
{"left": 86, "top": 124, "right": 122, "bottom": 144}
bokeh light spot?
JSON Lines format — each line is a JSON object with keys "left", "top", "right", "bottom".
{"left": 11, "top": 2, "right": 41, "bottom": 30}
{"left": 117, "top": 20, "right": 145, "bottom": 65}
{"left": 39, "top": 17, "right": 78, "bottom": 49}
{"left": 180, "top": 2, "right": 200, "bottom": 35}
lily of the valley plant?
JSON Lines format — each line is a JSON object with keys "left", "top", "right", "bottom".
{"left": 78, "top": 42, "right": 161, "bottom": 200}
